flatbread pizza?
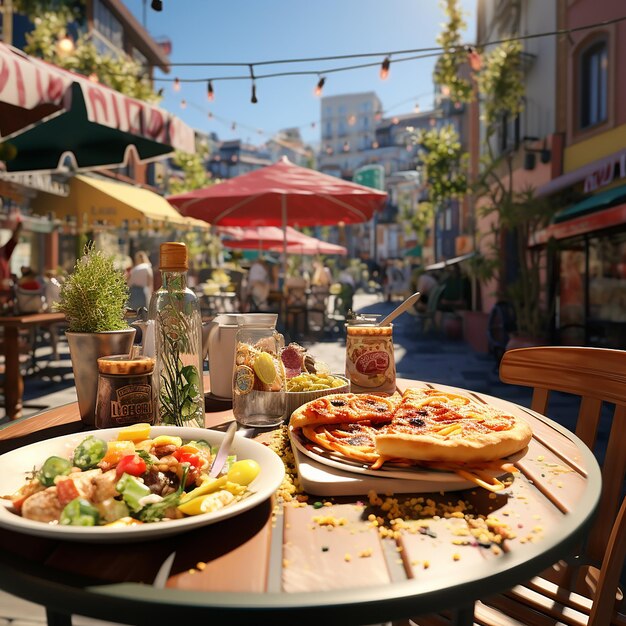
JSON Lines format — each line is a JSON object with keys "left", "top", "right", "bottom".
{"left": 290, "top": 387, "right": 532, "bottom": 490}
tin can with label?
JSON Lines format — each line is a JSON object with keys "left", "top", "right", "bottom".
{"left": 95, "top": 355, "right": 156, "bottom": 428}
{"left": 345, "top": 320, "right": 396, "bottom": 394}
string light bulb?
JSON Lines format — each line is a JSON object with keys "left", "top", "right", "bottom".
{"left": 151, "top": 0, "right": 163, "bottom": 10}
{"left": 157, "top": 87, "right": 164, "bottom": 97}
{"left": 56, "top": 34, "right": 74, "bottom": 56}
{"left": 314, "top": 76, "right": 326, "bottom": 97}
{"left": 251, "top": 81, "right": 258, "bottom": 104}
{"left": 379, "top": 56, "right": 391, "bottom": 80}
{"left": 466, "top": 46, "right": 482, "bottom": 72}
{"left": 181, "top": 99, "right": 187, "bottom": 109}
{"left": 173, "top": 77, "right": 181, "bottom": 92}
{"left": 207, "top": 80, "right": 215, "bottom": 101}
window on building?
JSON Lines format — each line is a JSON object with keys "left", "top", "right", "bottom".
{"left": 580, "top": 40, "right": 608, "bottom": 129}
{"left": 132, "top": 48, "right": 148, "bottom": 69}
{"left": 93, "top": 0, "right": 124, "bottom": 52}
{"left": 498, "top": 113, "right": 520, "bottom": 154}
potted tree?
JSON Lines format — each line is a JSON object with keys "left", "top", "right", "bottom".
{"left": 410, "top": 1, "right": 558, "bottom": 351}
{"left": 55, "top": 243, "right": 135, "bottom": 426}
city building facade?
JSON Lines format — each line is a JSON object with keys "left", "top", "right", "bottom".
{"left": 530, "top": 0, "right": 626, "bottom": 349}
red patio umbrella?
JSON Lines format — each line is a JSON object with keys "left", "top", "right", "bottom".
{"left": 168, "top": 157, "right": 387, "bottom": 227}
{"left": 168, "top": 157, "right": 385, "bottom": 276}
{"left": 219, "top": 225, "right": 347, "bottom": 256}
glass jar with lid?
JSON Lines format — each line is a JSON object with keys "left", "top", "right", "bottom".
{"left": 345, "top": 315, "right": 396, "bottom": 395}
{"left": 232, "top": 313, "right": 285, "bottom": 428}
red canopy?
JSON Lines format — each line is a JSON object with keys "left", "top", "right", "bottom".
{"left": 0, "top": 42, "right": 194, "bottom": 170}
{"left": 167, "top": 157, "right": 387, "bottom": 227}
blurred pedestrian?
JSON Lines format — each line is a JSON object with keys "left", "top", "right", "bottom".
{"left": 384, "top": 259, "right": 407, "bottom": 302}
{"left": 0, "top": 220, "right": 22, "bottom": 292}
{"left": 246, "top": 255, "right": 271, "bottom": 310}
{"left": 18, "top": 266, "right": 42, "bottom": 290}
{"left": 311, "top": 259, "right": 332, "bottom": 288}
{"left": 127, "top": 250, "right": 153, "bottom": 310}
{"left": 415, "top": 270, "right": 439, "bottom": 312}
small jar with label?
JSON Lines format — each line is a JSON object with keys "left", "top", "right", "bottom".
{"left": 95, "top": 355, "right": 156, "bottom": 429}
{"left": 345, "top": 318, "right": 396, "bottom": 395}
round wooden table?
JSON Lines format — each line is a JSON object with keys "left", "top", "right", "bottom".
{"left": 0, "top": 379, "right": 601, "bottom": 626}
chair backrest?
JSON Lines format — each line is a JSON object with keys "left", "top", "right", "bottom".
{"left": 16, "top": 286, "right": 45, "bottom": 314}
{"left": 309, "top": 286, "right": 329, "bottom": 311}
{"left": 425, "top": 282, "right": 446, "bottom": 315}
{"left": 499, "top": 346, "right": 626, "bottom": 565}
{"left": 588, "top": 494, "right": 626, "bottom": 625}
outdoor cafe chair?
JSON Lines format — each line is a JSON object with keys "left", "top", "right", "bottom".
{"left": 307, "top": 285, "right": 330, "bottom": 338}
{"left": 413, "top": 346, "right": 626, "bottom": 626}
{"left": 415, "top": 282, "right": 446, "bottom": 335}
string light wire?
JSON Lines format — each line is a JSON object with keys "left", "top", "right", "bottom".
{"left": 140, "top": 14, "right": 626, "bottom": 71}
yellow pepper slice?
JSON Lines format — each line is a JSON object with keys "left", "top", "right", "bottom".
{"left": 178, "top": 490, "right": 235, "bottom": 515}
{"left": 116, "top": 423, "right": 152, "bottom": 442}
{"left": 151, "top": 435, "right": 183, "bottom": 448}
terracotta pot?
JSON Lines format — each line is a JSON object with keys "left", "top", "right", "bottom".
{"left": 505, "top": 334, "right": 546, "bottom": 351}
{"left": 442, "top": 313, "right": 463, "bottom": 341}
{"left": 66, "top": 328, "right": 136, "bottom": 426}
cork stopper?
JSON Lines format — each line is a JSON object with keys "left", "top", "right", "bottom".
{"left": 97, "top": 355, "right": 155, "bottom": 375}
{"left": 159, "top": 242, "right": 188, "bottom": 271}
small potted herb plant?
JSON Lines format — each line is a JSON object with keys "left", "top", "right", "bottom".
{"left": 55, "top": 243, "right": 136, "bottom": 426}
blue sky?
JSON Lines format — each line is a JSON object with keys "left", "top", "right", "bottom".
{"left": 127, "top": 0, "right": 476, "bottom": 146}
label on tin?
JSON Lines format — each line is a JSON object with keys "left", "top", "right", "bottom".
{"left": 234, "top": 364, "right": 254, "bottom": 395}
{"left": 345, "top": 326, "right": 396, "bottom": 394}
{"left": 110, "top": 383, "right": 153, "bottom": 425}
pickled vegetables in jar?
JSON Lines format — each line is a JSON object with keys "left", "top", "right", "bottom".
{"left": 232, "top": 314, "right": 285, "bottom": 427}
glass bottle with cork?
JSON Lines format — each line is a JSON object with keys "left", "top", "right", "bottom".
{"left": 150, "top": 242, "right": 205, "bottom": 428}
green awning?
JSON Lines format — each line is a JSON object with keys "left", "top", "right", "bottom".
{"left": 555, "top": 183, "right": 626, "bottom": 223}
{"left": 405, "top": 244, "right": 423, "bottom": 257}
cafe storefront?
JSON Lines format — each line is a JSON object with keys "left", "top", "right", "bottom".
{"left": 533, "top": 149, "right": 626, "bottom": 349}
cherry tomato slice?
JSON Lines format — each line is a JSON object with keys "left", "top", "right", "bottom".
{"left": 172, "top": 450, "right": 202, "bottom": 468}
{"left": 115, "top": 454, "right": 147, "bottom": 479}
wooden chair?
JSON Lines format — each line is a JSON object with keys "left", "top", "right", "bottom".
{"left": 415, "top": 282, "right": 446, "bottom": 334}
{"left": 467, "top": 346, "right": 626, "bottom": 626}
{"left": 308, "top": 286, "right": 330, "bottom": 338}
{"left": 284, "top": 279, "right": 309, "bottom": 341}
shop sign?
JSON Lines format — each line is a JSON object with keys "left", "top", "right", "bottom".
{"left": 583, "top": 152, "right": 626, "bottom": 193}
{"left": 0, "top": 172, "right": 69, "bottom": 196}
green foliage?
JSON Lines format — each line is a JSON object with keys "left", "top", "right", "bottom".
{"left": 433, "top": 0, "right": 472, "bottom": 103}
{"left": 168, "top": 144, "right": 213, "bottom": 194}
{"left": 476, "top": 40, "right": 525, "bottom": 131}
{"left": 16, "top": 1, "right": 157, "bottom": 102}
{"left": 55, "top": 243, "right": 129, "bottom": 333}
{"left": 401, "top": 200, "right": 435, "bottom": 245}
{"left": 414, "top": 124, "right": 468, "bottom": 204}
{"left": 426, "top": 0, "right": 558, "bottom": 336}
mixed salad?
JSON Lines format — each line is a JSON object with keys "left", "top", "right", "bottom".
{"left": 6, "top": 423, "right": 260, "bottom": 527}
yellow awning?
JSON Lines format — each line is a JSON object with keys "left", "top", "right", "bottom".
{"left": 32, "top": 174, "right": 201, "bottom": 230}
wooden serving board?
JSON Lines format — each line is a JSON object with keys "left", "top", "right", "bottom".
{"left": 290, "top": 439, "right": 476, "bottom": 495}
